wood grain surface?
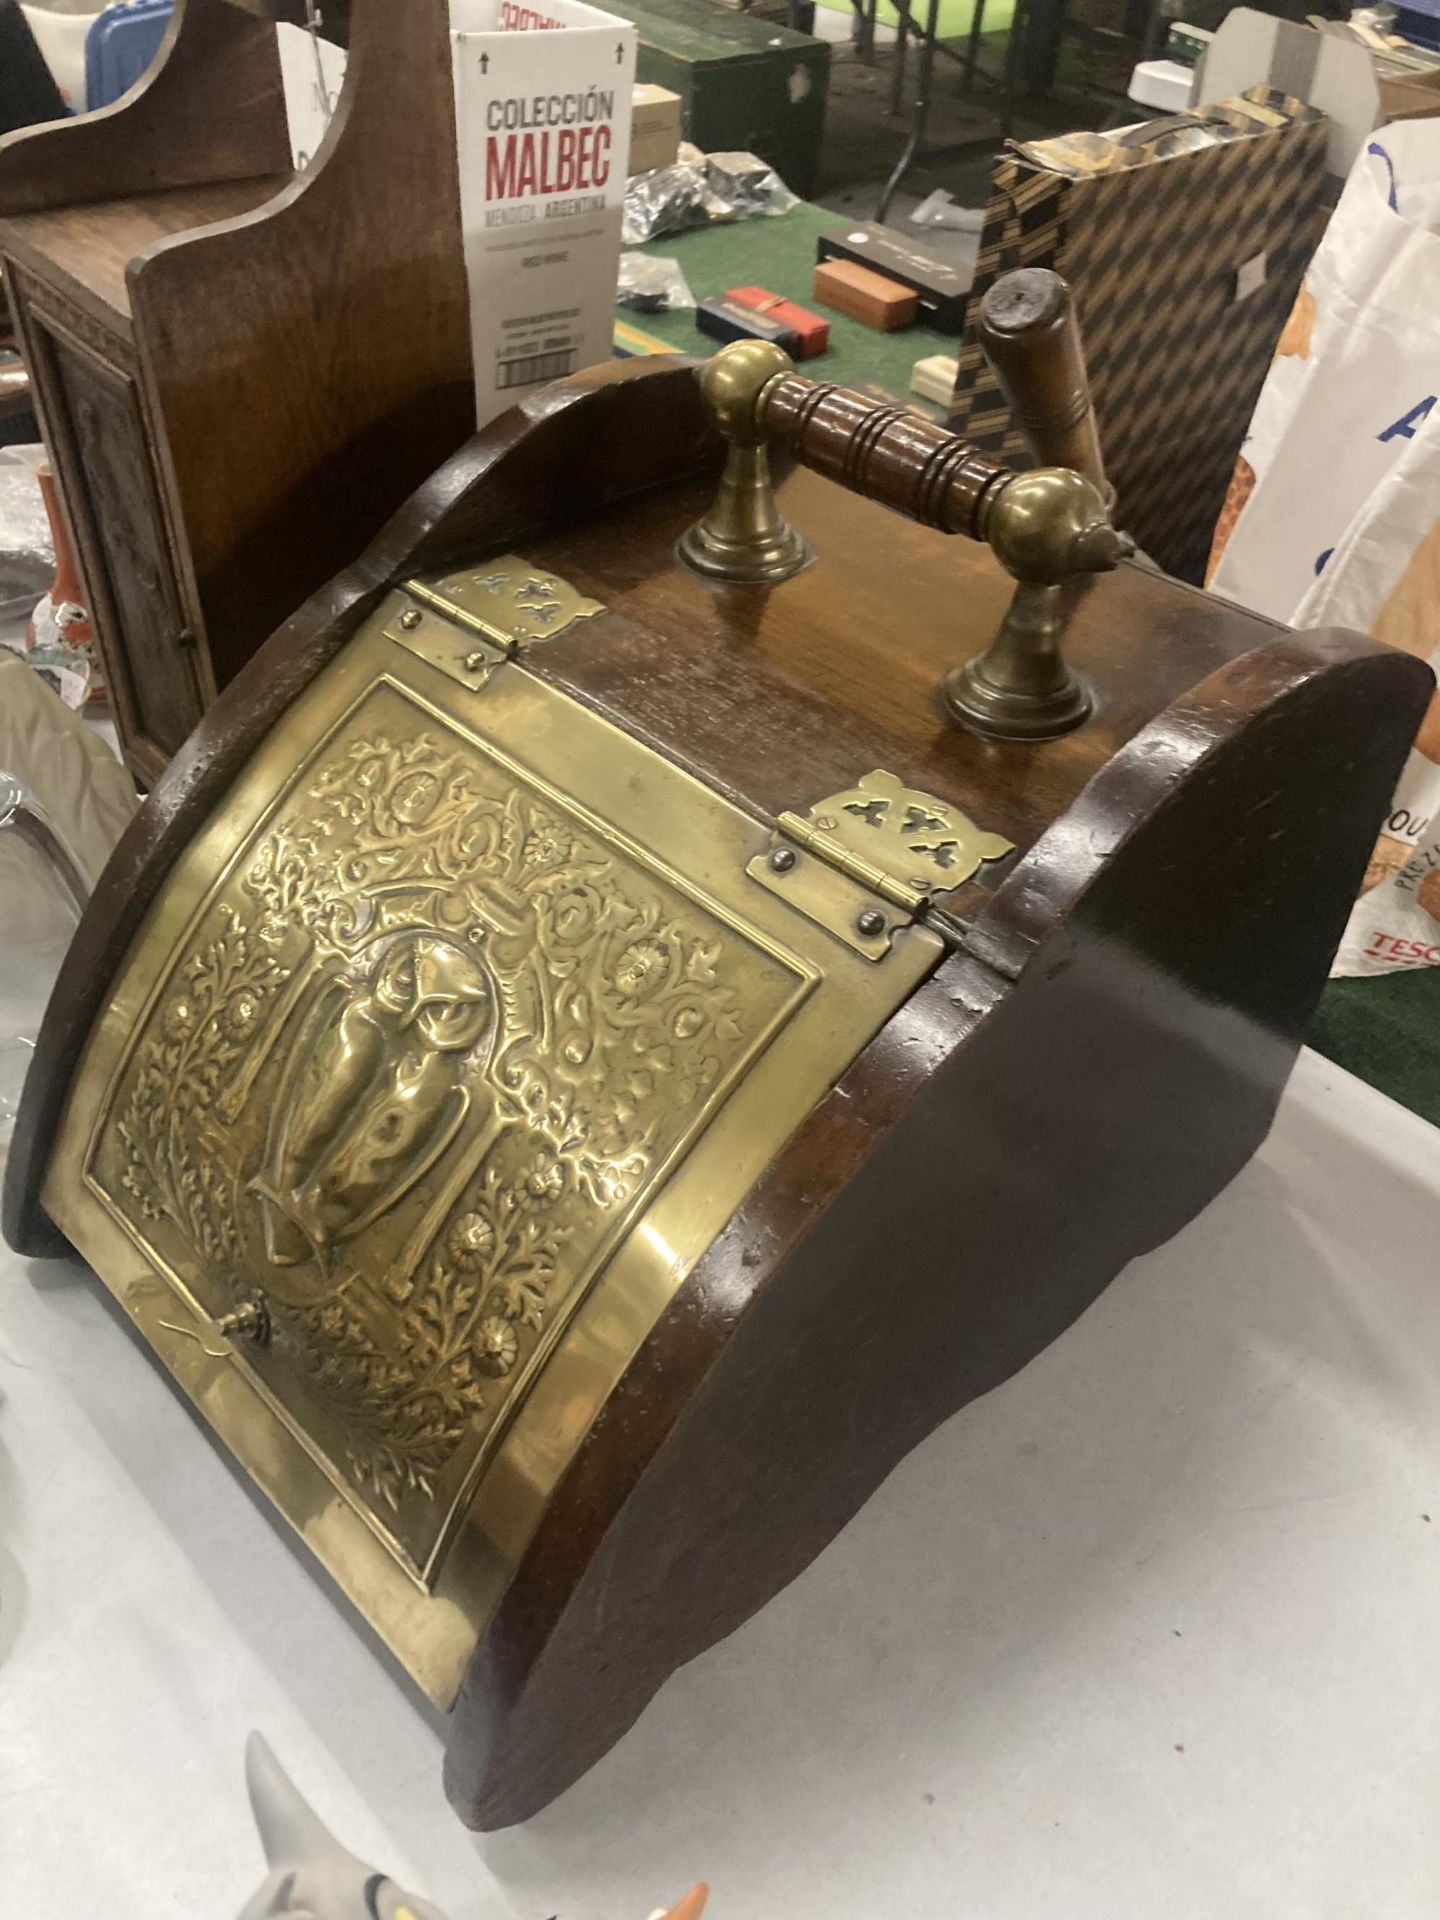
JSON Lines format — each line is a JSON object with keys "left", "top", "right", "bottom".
{"left": 0, "top": 0, "right": 290, "bottom": 217}
{"left": 445, "top": 630, "right": 1431, "bottom": 1828}
{"left": 0, "top": 0, "right": 479, "bottom": 777}
{"left": 0, "top": 179, "right": 288, "bottom": 335}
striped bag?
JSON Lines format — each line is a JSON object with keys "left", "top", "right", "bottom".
{"left": 946, "top": 88, "right": 1329, "bottom": 583}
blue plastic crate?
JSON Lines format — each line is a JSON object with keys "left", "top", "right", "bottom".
{"left": 84, "top": 0, "right": 172, "bottom": 111}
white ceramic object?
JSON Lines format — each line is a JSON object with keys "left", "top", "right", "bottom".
{"left": 236, "top": 1735, "right": 449, "bottom": 1920}
{"left": 1127, "top": 57, "right": 1194, "bottom": 112}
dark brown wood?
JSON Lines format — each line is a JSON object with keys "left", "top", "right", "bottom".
{"left": 39, "top": 325, "right": 203, "bottom": 758}
{"left": 976, "top": 267, "right": 1110, "bottom": 501}
{"left": 762, "top": 374, "right": 1010, "bottom": 538}
{"left": 0, "top": 0, "right": 475, "bottom": 778}
{"left": 447, "top": 631, "right": 1426, "bottom": 1829}
{"left": 4, "top": 265, "right": 197, "bottom": 782}
{"left": 5, "top": 355, "right": 1431, "bottom": 1832}
{"left": 0, "top": 0, "right": 290, "bottom": 215}
{"left": 523, "top": 463, "right": 1300, "bottom": 926}
{"left": 812, "top": 258, "right": 919, "bottom": 331}
{"left": 0, "top": 179, "right": 288, "bottom": 336}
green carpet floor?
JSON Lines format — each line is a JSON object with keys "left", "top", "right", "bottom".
{"left": 816, "top": 0, "right": 1015, "bottom": 36}
{"left": 628, "top": 202, "right": 961, "bottom": 399}
{"left": 1309, "top": 970, "right": 1440, "bottom": 1130}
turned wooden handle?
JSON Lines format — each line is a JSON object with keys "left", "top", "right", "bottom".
{"left": 758, "top": 374, "right": 1013, "bottom": 541}
{"left": 975, "top": 269, "right": 1111, "bottom": 503}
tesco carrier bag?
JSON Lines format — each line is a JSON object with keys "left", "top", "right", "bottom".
{"left": 1209, "top": 121, "right": 1440, "bottom": 976}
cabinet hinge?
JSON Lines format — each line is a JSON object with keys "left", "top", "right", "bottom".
{"left": 407, "top": 556, "right": 604, "bottom": 654}
{"left": 388, "top": 557, "right": 606, "bottom": 694}
{"left": 747, "top": 769, "right": 1014, "bottom": 960}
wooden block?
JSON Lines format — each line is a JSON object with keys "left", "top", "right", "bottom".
{"left": 811, "top": 258, "right": 918, "bottom": 332}
{"left": 910, "top": 352, "right": 958, "bottom": 406}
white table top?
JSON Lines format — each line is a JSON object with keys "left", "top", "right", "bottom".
{"left": 3, "top": 1048, "right": 1439, "bottom": 1918}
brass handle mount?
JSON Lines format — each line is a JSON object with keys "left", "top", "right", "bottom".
{"left": 679, "top": 342, "right": 1129, "bottom": 742}
{"left": 944, "top": 467, "right": 1129, "bottom": 742}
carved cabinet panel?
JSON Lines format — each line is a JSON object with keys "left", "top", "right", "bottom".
{"left": 2, "top": 266, "right": 205, "bottom": 785}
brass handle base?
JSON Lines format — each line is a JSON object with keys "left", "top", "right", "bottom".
{"left": 679, "top": 342, "right": 812, "bottom": 587}
{"left": 676, "top": 447, "right": 813, "bottom": 586}
{"left": 943, "top": 469, "right": 1124, "bottom": 741}
{"left": 941, "top": 599, "right": 1094, "bottom": 741}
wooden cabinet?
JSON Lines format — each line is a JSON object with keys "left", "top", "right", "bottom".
{"left": 0, "top": 0, "right": 473, "bottom": 783}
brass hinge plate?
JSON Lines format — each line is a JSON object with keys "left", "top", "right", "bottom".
{"left": 748, "top": 769, "right": 1014, "bottom": 958}
{"left": 385, "top": 602, "right": 506, "bottom": 692}
{"left": 406, "top": 555, "right": 605, "bottom": 653}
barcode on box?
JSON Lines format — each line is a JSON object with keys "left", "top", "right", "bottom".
{"left": 497, "top": 348, "right": 577, "bottom": 390}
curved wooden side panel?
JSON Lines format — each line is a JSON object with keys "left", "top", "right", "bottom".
{"left": 441, "top": 635, "right": 1432, "bottom": 1828}
{"left": 2, "top": 358, "right": 713, "bottom": 1259}
{"left": 0, "top": 0, "right": 289, "bottom": 214}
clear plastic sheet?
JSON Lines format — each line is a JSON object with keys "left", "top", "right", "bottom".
{"left": 616, "top": 251, "right": 695, "bottom": 313}
{"left": 0, "top": 445, "right": 53, "bottom": 627}
{"left": 622, "top": 143, "right": 799, "bottom": 246}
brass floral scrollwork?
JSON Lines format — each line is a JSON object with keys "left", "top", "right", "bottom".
{"left": 94, "top": 687, "right": 796, "bottom": 1571}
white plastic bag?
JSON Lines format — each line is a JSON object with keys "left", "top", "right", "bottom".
{"left": 1209, "top": 123, "right": 1440, "bottom": 976}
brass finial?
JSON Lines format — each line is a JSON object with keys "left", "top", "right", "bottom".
{"left": 941, "top": 467, "right": 1127, "bottom": 741}
{"left": 678, "top": 341, "right": 812, "bottom": 585}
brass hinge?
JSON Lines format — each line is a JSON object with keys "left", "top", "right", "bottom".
{"left": 407, "top": 556, "right": 605, "bottom": 653}
{"left": 387, "top": 557, "right": 606, "bottom": 694}
{"left": 747, "top": 769, "right": 1014, "bottom": 960}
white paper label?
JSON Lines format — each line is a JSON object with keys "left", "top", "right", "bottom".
{"left": 450, "top": 0, "right": 636, "bottom": 429}
{"left": 1234, "top": 250, "right": 1269, "bottom": 304}
{"left": 275, "top": 23, "right": 348, "bottom": 171}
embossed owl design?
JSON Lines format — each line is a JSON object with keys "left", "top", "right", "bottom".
{"left": 249, "top": 932, "right": 495, "bottom": 1277}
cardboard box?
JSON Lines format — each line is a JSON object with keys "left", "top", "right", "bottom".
{"left": 1379, "top": 64, "right": 1440, "bottom": 122}
{"left": 950, "top": 87, "right": 1329, "bottom": 583}
{"left": 697, "top": 296, "right": 802, "bottom": 355}
{"left": 449, "top": 0, "right": 637, "bottom": 428}
{"left": 1194, "top": 10, "right": 1440, "bottom": 173}
{"left": 631, "top": 82, "right": 681, "bottom": 174}
{"left": 726, "top": 285, "right": 829, "bottom": 358}
{"left": 815, "top": 221, "right": 971, "bottom": 331}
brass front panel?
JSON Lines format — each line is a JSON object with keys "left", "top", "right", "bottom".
{"left": 44, "top": 591, "right": 943, "bottom": 1703}
{"left": 89, "top": 674, "right": 802, "bottom": 1578}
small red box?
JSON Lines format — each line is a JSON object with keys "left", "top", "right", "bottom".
{"left": 725, "top": 285, "right": 830, "bottom": 359}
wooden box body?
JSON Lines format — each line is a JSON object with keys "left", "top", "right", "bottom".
{"left": 5, "top": 357, "right": 1431, "bottom": 1831}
